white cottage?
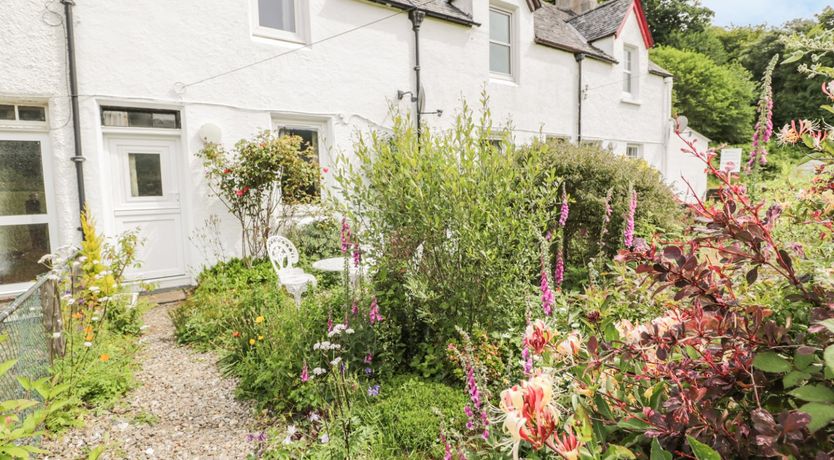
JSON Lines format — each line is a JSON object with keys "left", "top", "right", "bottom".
{"left": 0, "top": 0, "right": 707, "bottom": 294}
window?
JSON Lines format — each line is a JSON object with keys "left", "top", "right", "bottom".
{"left": 278, "top": 126, "right": 320, "bottom": 198}
{"left": 626, "top": 144, "right": 642, "bottom": 158}
{"left": 489, "top": 8, "right": 512, "bottom": 76}
{"left": 101, "top": 107, "right": 180, "bottom": 129}
{"left": 252, "top": 0, "right": 307, "bottom": 43}
{"left": 0, "top": 136, "right": 53, "bottom": 288}
{"left": 129, "top": 153, "right": 163, "bottom": 197}
{"left": 623, "top": 45, "right": 637, "bottom": 96}
{"left": 258, "top": 0, "right": 295, "bottom": 32}
{"left": 0, "top": 104, "right": 46, "bottom": 124}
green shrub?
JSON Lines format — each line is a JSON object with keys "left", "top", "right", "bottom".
{"left": 335, "top": 100, "right": 560, "bottom": 376}
{"left": 171, "top": 258, "right": 277, "bottom": 350}
{"left": 368, "top": 377, "right": 467, "bottom": 456}
{"left": 534, "top": 140, "right": 682, "bottom": 270}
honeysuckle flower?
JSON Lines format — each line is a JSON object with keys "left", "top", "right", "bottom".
{"left": 778, "top": 119, "right": 816, "bottom": 145}
{"left": 499, "top": 373, "right": 560, "bottom": 458}
{"left": 823, "top": 80, "right": 834, "bottom": 101}
{"left": 524, "top": 320, "right": 553, "bottom": 355}
{"left": 552, "top": 428, "right": 581, "bottom": 460}
{"left": 555, "top": 332, "right": 581, "bottom": 358}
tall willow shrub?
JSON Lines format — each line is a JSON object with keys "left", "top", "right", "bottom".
{"left": 335, "top": 101, "right": 560, "bottom": 371}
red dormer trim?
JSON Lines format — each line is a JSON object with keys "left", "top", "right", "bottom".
{"left": 615, "top": 0, "right": 655, "bottom": 48}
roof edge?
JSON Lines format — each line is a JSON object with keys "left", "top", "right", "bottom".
{"left": 533, "top": 37, "right": 617, "bottom": 63}
{"left": 362, "top": 0, "right": 480, "bottom": 26}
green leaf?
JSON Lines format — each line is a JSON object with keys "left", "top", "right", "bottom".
{"left": 782, "top": 51, "right": 806, "bottom": 64}
{"left": 0, "top": 359, "right": 17, "bottom": 377}
{"left": 783, "top": 370, "right": 812, "bottom": 388}
{"left": 752, "top": 351, "right": 792, "bottom": 373}
{"left": 824, "top": 345, "right": 834, "bottom": 374}
{"left": 789, "top": 385, "right": 834, "bottom": 403}
{"left": 617, "top": 417, "right": 650, "bottom": 431}
{"left": 794, "top": 347, "right": 817, "bottom": 371}
{"left": 651, "top": 438, "right": 673, "bottom": 460}
{"left": 687, "top": 436, "right": 721, "bottom": 460}
{"left": 818, "top": 319, "right": 834, "bottom": 334}
{"left": 799, "top": 402, "right": 834, "bottom": 432}
{"left": 603, "top": 444, "right": 636, "bottom": 460}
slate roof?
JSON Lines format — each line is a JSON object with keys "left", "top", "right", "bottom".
{"left": 567, "top": 0, "right": 633, "bottom": 42}
{"left": 533, "top": 3, "right": 615, "bottom": 62}
{"left": 648, "top": 60, "right": 673, "bottom": 77}
{"left": 363, "top": 0, "right": 478, "bottom": 26}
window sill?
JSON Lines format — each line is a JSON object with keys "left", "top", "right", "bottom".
{"left": 621, "top": 97, "right": 642, "bottom": 106}
{"left": 489, "top": 74, "right": 518, "bottom": 87}
{"left": 252, "top": 27, "right": 308, "bottom": 46}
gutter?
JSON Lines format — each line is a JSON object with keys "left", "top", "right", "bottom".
{"left": 533, "top": 38, "right": 617, "bottom": 64}
{"left": 409, "top": 10, "right": 424, "bottom": 139}
{"left": 364, "top": 0, "right": 480, "bottom": 26}
{"left": 61, "top": 0, "right": 87, "bottom": 231}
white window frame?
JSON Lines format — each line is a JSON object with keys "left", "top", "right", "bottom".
{"left": 626, "top": 143, "right": 642, "bottom": 159}
{"left": 622, "top": 45, "right": 639, "bottom": 99}
{"left": 251, "top": 0, "right": 310, "bottom": 44}
{"left": 0, "top": 130, "right": 58, "bottom": 296}
{"left": 272, "top": 115, "right": 329, "bottom": 206}
{"left": 489, "top": 6, "right": 516, "bottom": 82}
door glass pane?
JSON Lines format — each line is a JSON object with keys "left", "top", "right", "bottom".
{"left": 0, "top": 105, "right": 14, "bottom": 120}
{"left": 127, "top": 111, "right": 154, "bottom": 128}
{"left": 489, "top": 10, "right": 510, "bottom": 43}
{"left": 152, "top": 113, "right": 177, "bottom": 129}
{"left": 129, "top": 153, "right": 163, "bottom": 197}
{"left": 490, "top": 43, "right": 511, "bottom": 74}
{"left": 0, "top": 141, "right": 47, "bottom": 216}
{"left": 259, "top": 0, "right": 296, "bottom": 32}
{"left": 0, "top": 224, "right": 50, "bottom": 284}
{"left": 17, "top": 106, "right": 46, "bottom": 122}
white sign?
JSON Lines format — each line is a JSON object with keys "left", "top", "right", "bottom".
{"left": 720, "top": 148, "right": 742, "bottom": 173}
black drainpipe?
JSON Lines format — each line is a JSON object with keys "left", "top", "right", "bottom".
{"left": 575, "top": 53, "right": 585, "bottom": 143}
{"left": 62, "top": 0, "right": 87, "bottom": 230}
{"left": 408, "top": 10, "right": 425, "bottom": 140}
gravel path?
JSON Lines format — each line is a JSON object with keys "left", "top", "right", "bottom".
{"left": 42, "top": 303, "right": 258, "bottom": 459}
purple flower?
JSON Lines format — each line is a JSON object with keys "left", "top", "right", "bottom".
{"left": 367, "top": 384, "right": 380, "bottom": 397}
{"left": 340, "top": 218, "right": 351, "bottom": 253}
{"left": 522, "top": 344, "right": 533, "bottom": 375}
{"left": 624, "top": 188, "right": 638, "bottom": 248}
{"left": 540, "top": 269, "right": 554, "bottom": 316}
{"left": 246, "top": 431, "right": 267, "bottom": 443}
{"left": 352, "top": 242, "right": 361, "bottom": 267}
{"left": 554, "top": 251, "right": 564, "bottom": 289}
{"left": 300, "top": 362, "right": 309, "bottom": 383}
{"left": 441, "top": 430, "right": 453, "bottom": 460}
{"left": 364, "top": 353, "right": 374, "bottom": 364}
{"left": 749, "top": 56, "right": 777, "bottom": 169}
{"left": 351, "top": 301, "right": 359, "bottom": 316}
{"left": 364, "top": 367, "right": 373, "bottom": 376}
{"left": 559, "top": 186, "right": 570, "bottom": 227}
{"left": 368, "top": 297, "right": 383, "bottom": 324}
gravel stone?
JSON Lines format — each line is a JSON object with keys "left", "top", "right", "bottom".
{"left": 42, "top": 303, "right": 258, "bottom": 459}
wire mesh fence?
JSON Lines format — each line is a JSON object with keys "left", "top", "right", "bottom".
{"left": 0, "top": 276, "right": 57, "bottom": 402}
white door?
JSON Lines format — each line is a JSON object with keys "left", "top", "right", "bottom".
{"left": 107, "top": 137, "right": 185, "bottom": 281}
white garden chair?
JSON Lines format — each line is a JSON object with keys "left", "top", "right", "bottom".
{"left": 267, "top": 236, "right": 317, "bottom": 307}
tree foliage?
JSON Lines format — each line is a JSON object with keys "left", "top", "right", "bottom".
{"left": 641, "top": 0, "right": 714, "bottom": 45}
{"left": 650, "top": 46, "right": 756, "bottom": 143}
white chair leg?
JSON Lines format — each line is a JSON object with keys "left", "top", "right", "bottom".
{"left": 293, "top": 290, "right": 302, "bottom": 309}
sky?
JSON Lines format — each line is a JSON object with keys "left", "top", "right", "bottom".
{"left": 701, "top": 0, "right": 831, "bottom": 27}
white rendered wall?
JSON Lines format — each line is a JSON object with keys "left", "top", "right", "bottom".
{"left": 1, "top": 0, "right": 706, "bottom": 284}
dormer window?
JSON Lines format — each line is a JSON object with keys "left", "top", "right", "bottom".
{"left": 251, "top": 0, "right": 308, "bottom": 44}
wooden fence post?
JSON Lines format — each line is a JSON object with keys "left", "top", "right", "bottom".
{"left": 39, "top": 279, "right": 65, "bottom": 362}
